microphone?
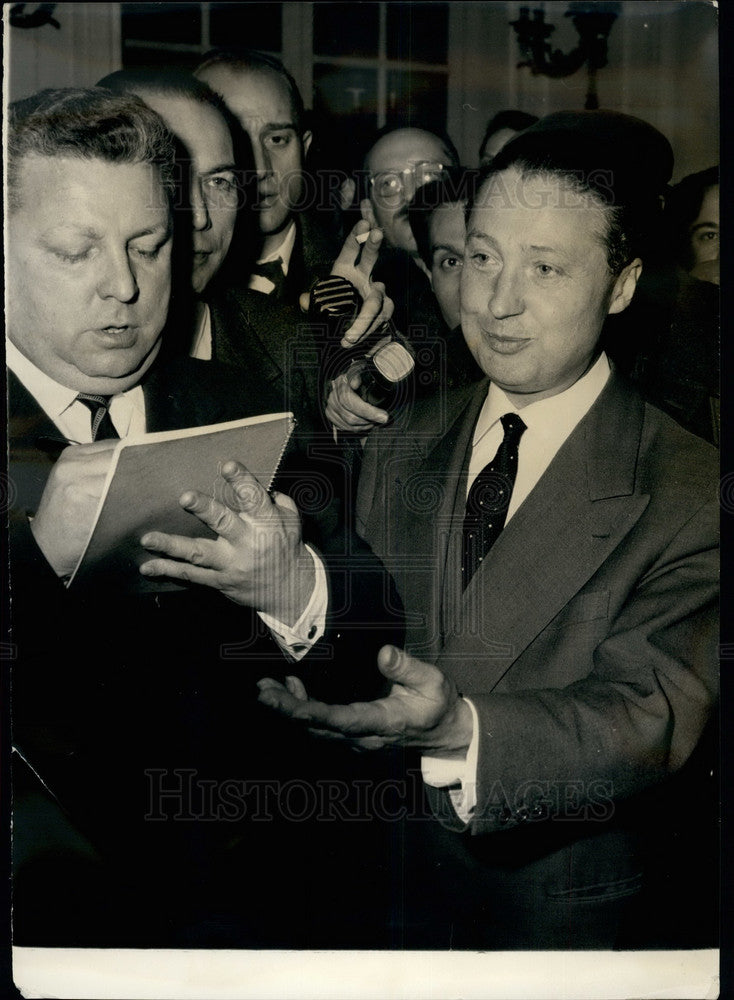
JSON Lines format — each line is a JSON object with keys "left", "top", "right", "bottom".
{"left": 310, "top": 276, "right": 415, "bottom": 413}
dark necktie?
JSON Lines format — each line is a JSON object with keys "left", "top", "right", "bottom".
{"left": 75, "top": 393, "right": 120, "bottom": 441}
{"left": 250, "top": 257, "right": 285, "bottom": 298}
{"left": 462, "top": 412, "right": 526, "bottom": 587}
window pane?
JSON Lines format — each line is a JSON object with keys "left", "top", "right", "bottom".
{"left": 386, "top": 2, "right": 449, "bottom": 64}
{"left": 385, "top": 70, "right": 447, "bottom": 135}
{"left": 123, "top": 47, "right": 204, "bottom": 72}
{"left": 209, "top": 2, "right": 282, "bottom": 52}
{"left": 121, "top": 3, "right": 202, "bottom": 46}
{"left": 314, "top": 63, "right": 378, "bottom": 123}
{"left": 313, "top": 2, "right": 379, "bottom": 58}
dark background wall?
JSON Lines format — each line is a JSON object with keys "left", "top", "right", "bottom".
{"left": 6, "top": 2, "right": 719, "bottom": 181}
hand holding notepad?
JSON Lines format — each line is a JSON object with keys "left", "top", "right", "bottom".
{"left": 139, "top": 457, "right": 316, "bottom": 625}
{"left": 31, "top": 412, "right": 295, "bottom": 593}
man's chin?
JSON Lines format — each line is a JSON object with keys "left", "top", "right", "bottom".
{"left": 73, "top": 338, "right": 163, "bottom": 394}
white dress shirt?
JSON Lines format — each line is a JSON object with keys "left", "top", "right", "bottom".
{"left": 189, "top": 220, "right": 298, "bottom": 361}
{"left": 7, "top": 337, "right": 326, "bottom": 660}
{"left": 422, "top": 353, "right": 612, "bottom": 821}
{"left": 247, "top": 219, "right": 297, "bottom": 295}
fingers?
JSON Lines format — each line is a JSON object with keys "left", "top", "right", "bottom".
{"left": 377, "top": 644, "right": 438, "bottom": 692}
{"left": 256, "top": 678, "right": 308, "bottom": 716}
{"left": 220, "top": 461, "right": 272, "bottom": 518}
{"left": 140, "top": 528, "right": 218, "bottom": 566}
{"left": 360, "top": 198, "right": 377, "bottom": 228}
{"left": 289, "top": 696, "right": 392, "bottom": 737}
{"left": 285, "top": 675, "right": 308, "bottom": 700}
{"left": 325, "top": 374, "right": 389, "bottom": 432}
{"left": 353, "top": 226, "right": 383, "bottom": 277}
{"left": 341, "top": 287, "right": 394, "bottom": 347}
{"left": 139, "top": 556, "right": 219, "bottom": 587}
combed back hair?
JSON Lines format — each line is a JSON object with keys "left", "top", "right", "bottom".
{"left": 479, "top": 110, "right": 538, "bottom": 160}
{"left": 475, "top": 112, "right": 674, "bottom": 275}
{"left": 7, "top": 86, "right": 177, "bottom": 211}
{"left": 194, "top": 48, "right": 305, "bottom": 132}
{"left": 408, "top": 168, "right": 479, "bottom": 269}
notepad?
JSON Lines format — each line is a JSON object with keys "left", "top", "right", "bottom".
{"left": 68, "top": 412, "right": 295, "bottom": 591}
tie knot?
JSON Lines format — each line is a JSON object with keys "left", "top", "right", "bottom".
{"left": 76, "top": 392, "right": 111, "bottom": 409}
{"left": 251, "top": 258, "right": 284, "bottom": 281}
{"left": 75, "top": 392, "right": 118, "bottom": 441}
{"left": 500, "top": 412, "right": 526, "bottom": 444}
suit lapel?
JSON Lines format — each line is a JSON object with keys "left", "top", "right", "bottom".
{"left": 440, "top": 374, "right": 651, "bottom": 692}
{"left": 377, "top": 382, "right": 488, "bottom": 656}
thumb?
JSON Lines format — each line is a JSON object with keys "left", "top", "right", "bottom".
{"left": 377, "top": 645, "right": 433, "bottom": 690}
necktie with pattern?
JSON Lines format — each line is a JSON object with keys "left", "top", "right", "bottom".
{"left": 461, "top": 412, "right": 526, "bottom": 587}
{"left": 75, "top": 393, "right": 120, "bottom": 441}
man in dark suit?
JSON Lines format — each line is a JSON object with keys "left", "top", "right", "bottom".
{"left": 258, "top": 112, "right": 719, "bottom": 950}
{"left": 7, "top": 86, "right": 399, "bottom": 947}
{"left": 191, "top": 49, "right": 347, "bottom": 419}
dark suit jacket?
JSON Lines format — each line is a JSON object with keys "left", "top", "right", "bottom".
{"left": 205, "top": 213, "right": 341, "bottom": 427}
{"left": 9, "top": 356, "right": 400, "bottom": 947}
{"left": 356, "top": 370, "right": 719, "bottom": 949}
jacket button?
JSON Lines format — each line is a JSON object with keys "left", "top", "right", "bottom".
{"left": 499, "top": 807, "right": 512, "bottom": 824}
{"left": 516, "top": 806, "right": 530, "bottom": 822}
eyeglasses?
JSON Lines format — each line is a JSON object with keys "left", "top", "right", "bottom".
{"left": 369, "top": 161, "right": 449, "bottom": 201}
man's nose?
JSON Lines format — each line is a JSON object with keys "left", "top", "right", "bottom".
{"left": 488, "top": 265, "right": 524, "bottom": 319}
{"left": 254, "top": 142, "right": 272, "bottom": 179}
{"left": 191, "top": 180, "right": 211, "bottom": 232}
{"left": 97, "top": 247, "right": 138, "bottom": 302}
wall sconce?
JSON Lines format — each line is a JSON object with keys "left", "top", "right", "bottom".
{"left": 510, "top": 2, "right": 620, "bottom": 109}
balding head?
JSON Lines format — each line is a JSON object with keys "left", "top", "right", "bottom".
{"left": 364, "top": 127, "right": 459, "bottom": 253}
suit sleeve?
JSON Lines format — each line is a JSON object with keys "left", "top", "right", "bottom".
{"left": 459, "top": 498, "right": 718, "bottom": 835}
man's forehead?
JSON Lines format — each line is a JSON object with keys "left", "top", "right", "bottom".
{"left": 200, "top": 65, "right": 293, "bottom": 128}
{"left": 138, "top": 92, "right": 233, "bottom": 167}
{"left": 11, "top": 154, "right": 169, "bottom": 225}
{"left": 472, "top": 167, "right": 605, "bottom": 217}
{"left": 367, "top": 130, "right": 449, "bottom": 172}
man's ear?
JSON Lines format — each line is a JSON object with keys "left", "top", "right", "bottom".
{"left": 302, "top": 130, "right": 313, "bottom": 159}
{"left": 607, "top": 258, "right": 642, "bottom": 315}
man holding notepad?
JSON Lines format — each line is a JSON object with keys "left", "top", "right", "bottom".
{"left": 7, "top": 87, "right": 400, "bottom": 947}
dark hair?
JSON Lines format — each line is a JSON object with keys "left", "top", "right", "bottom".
{"left": 195, "top": 47, "right": 306, "bottom": 133}
{"left": 408, "top": 169, "right": 479, "bottom": 268}
{"left": 478, "top": 110, "right": 538, "bottom": 162}
{"left": 664, "top": 166, "right": 719, "bottom": 269}
{"left": 477, "top": 110, "right": 674, "bottom": 274}
{"left": 7, "top": 86, "right": 177, "bottom": 211}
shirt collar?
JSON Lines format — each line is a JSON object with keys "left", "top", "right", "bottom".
{"left": 6, "top": 336, "right": 79, "bottom": 418}
{"left": 257, "top": 219, "right": 297, "bottom": 273}
{"left": 473, "top": 352, "right": 611, "bottom": 447}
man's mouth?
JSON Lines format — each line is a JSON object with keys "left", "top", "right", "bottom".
{"left": 484, "top": 331, "right": 531, "bottom": 354}
{"left": 94, "top": 325, "right": 137, "bottom": 347}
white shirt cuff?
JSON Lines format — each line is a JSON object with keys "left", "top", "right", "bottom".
{"left": 257, "top": 544, "right": 327, "bottom": 661}
{"left": 420, "top": 697, "right": 479, "bottom": 825}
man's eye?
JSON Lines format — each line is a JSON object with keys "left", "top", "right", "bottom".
{"left": 131, "top": 245, "right": 161, "bottom": 260}
{"left": 536, "top": 263, "right": 558, "bottom": 277}
{"left": 470, "top": 252, "right": 491, "bottom": 267}
{"left": 205, "top": 174, "right": 237, "bottom": 191}
{"left": 53, "top": 248, "right": 91, "bottom": 263}
{"left": 696, "top": 231, "right": 719, "bottom": 243}
{"left": 264, "top": 132, "right": 293, "bottom": 149}
{"left": 439, "top": 256, "right": 463, "bottom": 271}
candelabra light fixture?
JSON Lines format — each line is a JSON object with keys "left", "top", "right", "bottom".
{"left": 510, "top": 2, "right": 620, "bottom": 109}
